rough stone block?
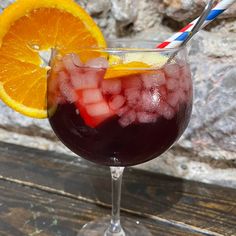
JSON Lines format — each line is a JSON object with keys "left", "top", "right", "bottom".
{"left": 0, "top": 0, "right": 235, "bottom": 188}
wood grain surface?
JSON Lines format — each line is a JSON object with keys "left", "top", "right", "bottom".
{"left": 0, "top": 141, "right": 235, "bottom": 236}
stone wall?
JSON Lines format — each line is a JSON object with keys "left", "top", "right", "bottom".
{"left": 0, "top": 0, "right": 236, "bottom": 188}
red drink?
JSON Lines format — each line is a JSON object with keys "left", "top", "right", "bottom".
{"left": 48, "top": 54, "right": 192, "bottom": 166}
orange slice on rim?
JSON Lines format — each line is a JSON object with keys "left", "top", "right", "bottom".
{"left": 0, "top": 0, "right": 106, "bottom": 118}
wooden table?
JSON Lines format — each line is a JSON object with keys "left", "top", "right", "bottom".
{"left": 0, "top": 141, "right": 235, "bottom": 236}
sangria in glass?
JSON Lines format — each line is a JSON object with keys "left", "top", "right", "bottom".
{"left": 47, "top": 40, "right": 193, "bottom": 236}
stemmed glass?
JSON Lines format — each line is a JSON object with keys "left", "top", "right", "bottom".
{"left": 47, "top": 40, "right": 193, "bottom": 236}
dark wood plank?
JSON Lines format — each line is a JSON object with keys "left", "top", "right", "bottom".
{"left": 0, "top": 141, "right": 235, "bottom": 235}
{"left": 0, "top": 180, "right": 205, "bottom": 236}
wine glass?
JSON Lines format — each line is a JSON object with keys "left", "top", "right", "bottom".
{"left": 47, "top": 39, "right": 193, "bottom": 236}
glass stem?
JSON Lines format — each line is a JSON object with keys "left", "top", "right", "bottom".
{"left": 105, "top": 167, "right": 125, "bottom": 236}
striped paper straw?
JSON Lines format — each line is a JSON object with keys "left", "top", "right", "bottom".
{"left": 157, "top": 0, "right": 236, "bottom": 49}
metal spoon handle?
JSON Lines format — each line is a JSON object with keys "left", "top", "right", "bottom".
{"left": 181, "top": 0, "right": 215, "bottom": 47}
{"left": 167, "top": 0, "right": 215, "bottom": 63}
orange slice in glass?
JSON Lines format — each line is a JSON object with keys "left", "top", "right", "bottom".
{"left": 0, "top": 0, "right": 106, "bottom": 118}
{"left": 104, "top": 61, "right": 151, "bottom": 80}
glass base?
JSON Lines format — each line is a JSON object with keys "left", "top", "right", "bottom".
{"left": 77, "top": 216, "right": 152, "bottom": 236}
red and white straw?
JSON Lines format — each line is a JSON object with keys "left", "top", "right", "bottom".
{"left": 157, "top": 0, "right": 236, "bottom": 49}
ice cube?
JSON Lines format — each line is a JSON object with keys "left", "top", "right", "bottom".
{"left": 179, "top": 66, "right": 192, "bottom": 91}
{"left": 157, "top": 101, "right": 175, "bottom": 120}
{"left": 109, "top": 95, "right": 126, "bottom": 111}
{"left": 137, "top": 112, "right": 157, "bottom": 123}
{"left": 86, "top": 101, "right": 111, "bottom": 117}
{"left": 62, "top": 54, "right": 78, "bottom": 71}
{"left": 142, "top": 71, "right": 166, "bottom": 88}
{"left": 164, "top": 63, "right": 180, "bottom": 79}
{"left": 167, "top": 89, "right": 187, "bottom": 108}
{"left": 178, "top": 89, "right": 187, "bottom": 103}
{"left": 57, "top": 70, "right": 69, "bottom": 84}
{"left": 86, "top": 57, "right": 109, "bottom": 69}
{"left": 140, "top": 90, "right": 160, "bottom": 112}
{"left": 58, "top": 71, "right": 78, "bottom": 103}
{"left": 117, "top": 106, "right": 129, "bottom": 117}
{"left": 101, "top": 79, "right": 122, "bottom": 95}
{"left": 159, "top": 86, "right": 167, "bottom": 100}
{"left": 71, "top": 71, "right": 100, "bottom": 90}
{"left": 176, "top": 59, "right": 186, "bottom": 67}
{"left": 82, "top": 89, "right": 103, "bottom": 104}
{"left": 181, "top": 64, "right": 191, "bottom": 78}
{"left": 166, "top": 78, "right": 179, "bottom": 91}
{"left": 122, "top": 76, "right": 142, "bottom": 89}
{"left": 124, "top": 88, "right": 141, "bottom": 106}
{"left": 119, "top": 110, "right": 136, "bottom": 127}
{"left": 167, "top": 91, "right": 179, "bottom": 108}
{"left": 71, "top": 53, "right": 82, "bottom": 67}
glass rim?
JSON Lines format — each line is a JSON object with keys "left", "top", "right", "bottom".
{"left": 76, "top": 39, "right": 184, "bottom": 53}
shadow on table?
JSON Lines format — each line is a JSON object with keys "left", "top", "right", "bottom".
{"left": 63, "top": 165, "right": 184, "bottom": 216}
